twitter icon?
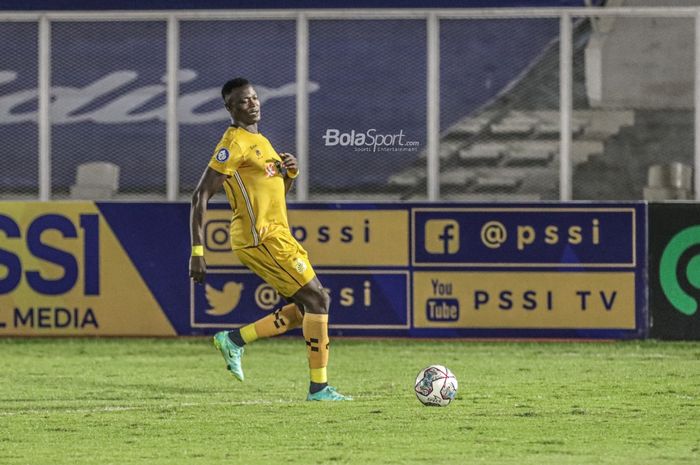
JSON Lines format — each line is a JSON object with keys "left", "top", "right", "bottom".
{"left": 205, "top": 281, "right": 244, "bottom": 316}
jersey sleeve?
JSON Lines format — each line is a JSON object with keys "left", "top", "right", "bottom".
{"left": 208, "top": 139, "right": 244, "bottom": 176}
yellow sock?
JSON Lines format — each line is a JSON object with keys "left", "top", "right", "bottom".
{"left": 239, "top": 324, "right": 258, "bottom": 344}
{"left": 241, "top": 304, "right": 303, "bottom": 344}
{"left": 310, "top": 367, "right": 327, "bottom": 384}
{"left": 303, "top": 313, "right": 329, "bottom": 383}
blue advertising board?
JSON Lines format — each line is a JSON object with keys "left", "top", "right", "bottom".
{"left": 413, "top": 207, "right": 637, "bottom": 266}
{"left": 0, "top": 201, "right": 647, "bottom": 339}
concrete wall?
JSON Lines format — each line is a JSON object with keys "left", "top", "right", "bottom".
{"left": 586, "top": 0, "right": 698, "bottom": 109}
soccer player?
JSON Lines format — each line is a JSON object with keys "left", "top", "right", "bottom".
{"left": 189, "top": 78, "right": 351, "bottom": 401}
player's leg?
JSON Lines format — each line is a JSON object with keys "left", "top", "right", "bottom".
{"left": 213, "top": 302, "right": 302, "bottom": 382}
{"left": 214, "top": 230, "right": 350, "bottom": 399}
{"left": 228, "top": 244, "right": 306, "bottom": 344}
{"left": 292, "top": 277, "right": 352, "bottom": 401}
{"left": 249, "top": 229, "right": 350, "bottom": 400}
{"left": 213, "top": 245, "right": 304, "bottom": 382}
{"left": 227, "top": 303, "right": 304, "bottom": 347}
{"left": 291, "top": 277, "right": 330, "bottom": 393}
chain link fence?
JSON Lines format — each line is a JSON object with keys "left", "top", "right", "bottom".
{"left": 309, "top": 19, "right": 427, "bottom": 201}
{"left": 572, "top": 15, "right": 695, "bottom": 200}
{"left": 0, "top": 21, "right": 38, "bottom": 199}
{"left": 50, "top": 21, "right": 167, "bottom": 199}
{"left": 0, "top": 8, "right": 696, "bottom": 201}
{"left": 436, "top": 17, "right": 561, "bottom": 201}
{"left": 179, "top": 20, "right": 297, "bottom": 201}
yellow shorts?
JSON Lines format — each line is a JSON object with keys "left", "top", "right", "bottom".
{"left": 235, "top": 229, "right": 316, "bottom": 298}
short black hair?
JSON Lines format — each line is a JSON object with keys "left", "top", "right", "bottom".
{"left": 221, "top": 78, "right": 250, "bottom": 101}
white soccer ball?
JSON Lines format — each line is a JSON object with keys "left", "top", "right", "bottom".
{"left": 414, "top": 365, "right": 458, "bottom": 407}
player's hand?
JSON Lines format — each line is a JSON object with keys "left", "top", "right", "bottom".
{"left": 189, "top": 256, "right": 207, "bottom": 284}
{"left": 279, "top": 152, "right": 298, "bottom": 177}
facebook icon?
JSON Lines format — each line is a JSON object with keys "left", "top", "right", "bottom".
{"left": 424, "top": 220, "right": 460, "bottom": 255}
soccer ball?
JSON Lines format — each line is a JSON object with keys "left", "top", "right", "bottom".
{"left": 414, "top": 365, "right": 458, "bottom": 407}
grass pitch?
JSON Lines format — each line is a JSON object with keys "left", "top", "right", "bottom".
{"left": 1, "top": 338, "right": 698, "bottom": 465}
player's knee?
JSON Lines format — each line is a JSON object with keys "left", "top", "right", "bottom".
{"left": 304, "top": 286, "right": 329, "bottom": 314}
{"left": 318, "top": 287, "right": 330, "bottom": 313}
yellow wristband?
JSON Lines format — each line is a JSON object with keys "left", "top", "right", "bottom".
{"left": 191, "top": 245, "right": 204, "bottom": 257}
{"left": 286, "top": 169, "right": 299, "bottom": 179}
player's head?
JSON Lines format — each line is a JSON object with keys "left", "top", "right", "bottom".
{"left": 221, "top": 77, "right": 260, "bottom": 125}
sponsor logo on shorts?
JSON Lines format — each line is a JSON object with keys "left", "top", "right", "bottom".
{"left": 294, "top": 257, "right": 307, "bottom": 274}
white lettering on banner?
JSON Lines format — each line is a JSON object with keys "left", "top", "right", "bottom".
{"left": 0, "top": 69, "right": 319, "bottom": 125}
{"left": 322, "top": 128, "right": 420, "bottom": 152}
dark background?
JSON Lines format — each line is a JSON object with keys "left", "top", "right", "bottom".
{"left": 649, "top": 202, "right": 700, "bottom": 340}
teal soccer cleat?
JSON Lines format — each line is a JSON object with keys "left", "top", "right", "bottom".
{"left": 213, "top": 331, "right": 245, "bottom": 382}
{"left": 306, "top": 386, "right": 353, "bottom": 401}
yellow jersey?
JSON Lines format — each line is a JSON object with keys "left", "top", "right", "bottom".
{"left": 208, "top": 126, "right": 290, "bottom": 249}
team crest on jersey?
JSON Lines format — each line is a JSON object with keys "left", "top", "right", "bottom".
{"left": 216, "top": 148, "right": 229, "bottom": 162}
{"left": 264, "top": 158, "right": 284, "bottom": 178}
{"left": 293, "top": 257, "right": 308, "bottom": 274}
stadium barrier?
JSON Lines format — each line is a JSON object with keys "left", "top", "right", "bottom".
{"left": 0, "top": 201, "right": 647, "bottom": 338}
{"left": 649, "top": 202, "right": 700, "bottom": 340}
{"left": 1, "top": 7, "right": 700, "bottom": 203}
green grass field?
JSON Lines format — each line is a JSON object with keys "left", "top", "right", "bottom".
{"left": 1, "top": 338, "right": 698, "bottom": 465}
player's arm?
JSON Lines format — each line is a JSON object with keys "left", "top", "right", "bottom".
{"left": 280, "top": 152, "right": 299, "bottom": 195}
{"left": 283, "top": 172, "right": 295, "bottom": 194}
{"left": 189, "top": 167, "right": 228, "bottom": 284}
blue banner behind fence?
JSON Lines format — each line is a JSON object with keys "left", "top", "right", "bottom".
{"left": 1, "top": 16, "right": 563, "bottom": 194}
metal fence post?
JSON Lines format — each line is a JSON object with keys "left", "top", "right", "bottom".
{"left": 38, "top": 15, "right": 51, "bottom": 201}
{"left": 559, "top": 12, "right": 573, "bottom": 201}
{"left": 427, "top": 12, "right": 440, "bottom": 201}
{"left": 296, "top": 12, "right": 309, "bottom": 201}
{"left": 166, "top": 15, "right": 179, "bottom": 201}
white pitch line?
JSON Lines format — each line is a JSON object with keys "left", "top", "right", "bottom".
{"left": 0, "top": 399, "right": 298, "bottom": 416}
{"left": 0, "top": 405, "right": 138, "bottom": 416}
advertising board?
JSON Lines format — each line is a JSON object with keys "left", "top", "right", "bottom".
{"left": 0, "top": 202, "right": 647, "bottom": 338}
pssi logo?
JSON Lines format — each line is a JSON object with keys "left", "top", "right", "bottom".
{"left": 659, "top": 225, "right": 700, "bottom": 316}
{"left": 0, "top": 214, "right": 100, "bottom": 295}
